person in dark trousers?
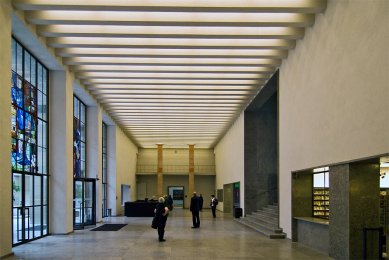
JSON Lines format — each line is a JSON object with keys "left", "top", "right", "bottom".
{"left": 199, "top": 194, "right": 204, "bottom": 211}
{"left": 166, "top": 195, "right": 174, "bottom": 211}
{"left": 190, "top": 192, "right": 200, "bottom": 228}
{"left": 210, "top": 194, "right": 218, "bottom": 218}
{"left": 154, "top": 197, "right": 169, "bottom": 242}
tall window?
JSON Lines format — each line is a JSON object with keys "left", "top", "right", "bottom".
{"left": 11, "top": 38, "right": 49, "bottom": 245}
{"left": 73, "top": 96, "right": 87, "bottom": 228}
{"left": 73, "top": 97, "right": 86, "bottom": 178}
{"left": 102, "top": 122, "right": 108, "bottom": 217}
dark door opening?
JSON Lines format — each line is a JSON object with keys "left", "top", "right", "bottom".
{"left": 168, "top": 186, "right": 184, "bottom": 208}
{"left": 73, "top": 178, "right": 96, "bottom": 229}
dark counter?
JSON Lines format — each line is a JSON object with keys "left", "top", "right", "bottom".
{"left": 125, "top": 201, "right": 157, "bottom": 217}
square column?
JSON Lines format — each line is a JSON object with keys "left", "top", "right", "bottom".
{"left": 86, "top": 106, "right": 102, "bottom": 222}
{"left": 107, "top": 125, "right": 117, "bottom": 215}
{"left": 0, "top": 0, "right": 13, "bottom": 257}
{"left": 157, "top": 144, "right": 163, "bottom": 196}
{"left": 189, "top": 144, "right": 195, "bottom": 195}
{"left": 329, "top": 161, "right": 380, "bottom": 259}
{"left": 49, "top": 71, "right": 74, "bottom": 234}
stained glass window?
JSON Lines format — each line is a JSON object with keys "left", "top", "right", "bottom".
{"left": 73, "top": 96, "right": 86, "bottom": 178}
{"left": 11, "top": 37, "right": 49, "bottom": 245}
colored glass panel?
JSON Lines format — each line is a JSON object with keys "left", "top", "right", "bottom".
{"left": 11, "top": 38, "right": 49, "bottom": 245}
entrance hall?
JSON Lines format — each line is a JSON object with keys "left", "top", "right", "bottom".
{"left": 7, "top": 209, "right": 329, "bottom": 260}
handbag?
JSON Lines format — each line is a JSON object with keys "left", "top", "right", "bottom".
{"left": 151, "top": 216, "right": 158, "bottom": 229}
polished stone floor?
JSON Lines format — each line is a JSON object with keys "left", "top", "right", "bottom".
{"left": 8, "top": 209, "right": 332, "bottom": 259}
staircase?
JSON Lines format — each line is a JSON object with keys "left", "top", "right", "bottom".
{"left": 235, "top": 204, "right": 286, "bottom": 239}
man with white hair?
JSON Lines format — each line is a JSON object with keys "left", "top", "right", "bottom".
{"left": 154, "top": 196, "right": 169, "bottom": 242}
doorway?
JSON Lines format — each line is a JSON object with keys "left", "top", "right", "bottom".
{"left": 73, "top": 178, "right": 96, "bottom": 229}
{"left": 12, "top": 173, "right": 48, "bottom": 245}
{"left": 223, "top": 183, "right": 233, "bottom": 214}
{"left": 233, "top": 182, "right": 241, "bottom": 209}
{"left": 168, "top": 186, "right": 184, "bottom": 208}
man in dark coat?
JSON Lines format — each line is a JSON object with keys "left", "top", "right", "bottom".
{"left": 190, "top": 191, "right": 200, "bottom": 228}
{"left": 199, "top": 194, "right": 204, "bottom": 211}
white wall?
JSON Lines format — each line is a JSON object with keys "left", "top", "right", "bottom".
{"left": 279, "top": 0, "right": 389, "bottom": 237}
{"left": 0, "top": 0, "right": 12, "bottom": 257}
{"left": 214, "top": 114, "right": 245, "bottom": 212}
{"left": 114, "top": 127, "right": 138, "bottom": 215}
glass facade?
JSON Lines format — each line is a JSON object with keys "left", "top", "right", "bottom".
{"left": 11, "top": 38, "right": 49, "bottom": 245}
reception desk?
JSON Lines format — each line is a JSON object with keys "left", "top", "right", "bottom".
{"left": 125, "top": 201, "right": 158, "bottom": 217}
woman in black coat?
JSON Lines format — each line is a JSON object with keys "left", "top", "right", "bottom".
{"left": 155, "top": 197, "right": 169, "bottom": 242}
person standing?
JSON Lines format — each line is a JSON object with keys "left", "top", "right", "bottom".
{"left": 210, "top": 195, "right": 218, "bottom": 218}
{"left": 190, "top": 192, "right": 200, "bottom": 228}
{"left": 166, "top": 195, "right": 174, "bottom": 211}
{"left": 199, "top": 194, "right": 204, "bottom": 211}
{"left": 154, "top": 197, "right": 169, "bottom": 242}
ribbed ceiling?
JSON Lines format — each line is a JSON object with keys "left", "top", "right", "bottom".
{"left": 12, "top": 0, "right": 327, "bottom": 148}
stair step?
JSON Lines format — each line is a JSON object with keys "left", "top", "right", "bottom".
{"left": 266, "top": 204, "right": 278, "bottom": 210}
{"left": 262, "top": 207, "right": 278, "bottom": 214}
{"left": 252, "top": 210, "right": 278, "bottom": 219}
{"left": 241, "top": 217, "right": 281, "bottom": 233}
{"left": 235, "top": 218, "right": 286, "bottom": 239}
{"left": 246, "top": 215, "right": 278, "bottom": 227}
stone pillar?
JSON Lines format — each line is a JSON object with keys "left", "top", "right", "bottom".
{"left": 0, "top": 0, "right": 13, "bottom": 256}
{"left": 87, "top": 106, "right": 102, "bottom": 222}
{"left": 107, "top": 125, "right": 117, "bottom": 216}
{"left": 329, "top": 161, "right": 380, "bottom": 259}
{"left": 157, "top": 144, "right": 163, "bottom": 196}
{"left": 189, "top": 144, "right": 195, "bottom": 195}
{"left": 49, "top": 71, "right": 74, "bottom": 234}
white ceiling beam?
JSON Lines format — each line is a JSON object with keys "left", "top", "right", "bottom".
{"left": 88, "top": 85, "right": 257, "bottom": 91}
{"left": 70, "top": 65, "right": 274, "bottom": 73}
{"left": 92, "top": 89, "right": 255, "bottom": 95}
{"left": 26, "top": 11, "right": 315, "bottom": 27}
{"left": 109, "top": 108, "right": 238, "bottom": 112}
{"left": 77, "top": 72, "right": 268, "bottom": 79}
{"left": 47, "top": 37, "right": 296, "bottom": 50}
{"left": 63, "top": 56, "right": 281, "bottom": 66}
{"left": 57, "top": 48, "right": 288, "bottom": 58}
{"left": 97, "top": 95, "right": 249, "bottom": 101}
{"left": 13, "top": 0, "right": 327, "bottom": 13}
{"left": 83, "top": 78, "right": 256, "bottom": 85}
{"left": 37, "top": 25, "right": 304, "bottom": 40}
{"left": 104, "top": 103, "right": 241, "bottom": 108}
{"left": 99, "top": 99, "right": 246, "bottom": 103}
